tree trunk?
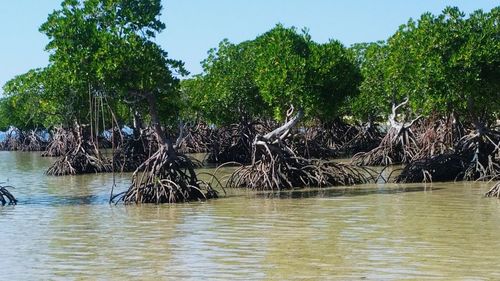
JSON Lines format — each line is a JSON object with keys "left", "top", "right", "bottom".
{"left": 145, "top": 93, "right": 176, "bottom": 158}
{"left": 132, "top": 109, "right": 143, "bottom": 137}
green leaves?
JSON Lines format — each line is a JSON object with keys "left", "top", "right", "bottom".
{"left": 0, "top": 68, "right": 63, "bottom": 129}
{"left": 351, "top": 6, "right": 499, "bottom": 124}
{"left": 189, "top": 24, "right": 360, "bottom": 124}
{"left": 32, "top": 0, "right": 184, "bottom": 128}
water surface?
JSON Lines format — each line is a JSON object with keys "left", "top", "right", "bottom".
{"left": 1, "top": 151, "right": 499, "bottom": 280}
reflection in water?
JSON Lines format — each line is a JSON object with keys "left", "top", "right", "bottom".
{"left": 256, "top": 185, "right": 444, "bottom": 199}
{"left": 1, "top": 151, "right": 500, "bottom": 279}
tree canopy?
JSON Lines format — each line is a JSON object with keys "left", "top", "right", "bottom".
{"left": 0, "top": 0, "right": 186, "bottom": 133}
{"left": 351, "top": 6, "right": 499, "bottom": 124}
{"left": 185, "top": 24, "right": 360, "bottom": 125}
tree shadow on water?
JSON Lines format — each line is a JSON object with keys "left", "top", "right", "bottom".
{"left": 21, "top": 194, "right": 104, "bottom": 206}
{"left": 255, "top": 186, "right": 444, "bottom": 199}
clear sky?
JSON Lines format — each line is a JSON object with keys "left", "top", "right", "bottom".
{"left": 0, "top": 0, "right": 497, "bottom": 93}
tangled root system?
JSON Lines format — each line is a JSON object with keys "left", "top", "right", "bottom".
{"left": 207, "top": 121, "right": 271, "bottom": 164}
{"left": 342, "top": 123, "right": 383, "bottom": 155}
{"left": 289, "top": 127, "right": 337, "bottom": 159}
{"left": 457, "top": 128, "right": 500, "bottom": 181}
{"left": 395, "top": 123, "right": 499, "bottom": 184}
{"left": 113, "top": 129, "right": 158, "bottom": 172}
{"left": 228, "top": 149, "right": 374, "bottom": 190}
{"left": 227, "top": 109, "right": 374, "bottom": 190}
{"left": 395, "top": 154, "right": 465, "bottom": 183}
{"left": 21, "top": 130, "right": 48, "bottom": 152}
{"left": 42, "top": 127, "right": 76, "bottom": 157}
{"left": 352, "top": 99, "right": 421, "bottom": 166}
{"left": 352, "top": 125, "right": 419, "bottom": 166}
{"left": 176, "top": 122, "right": 212, "bottom": 154}
{"left": 113, "top": 145, "right": 217, "bottom": 204}
{"left": 0, "top": 128, "right": 23, "bottom": 151}
{"left": 46, "top": 126, "right": 112, "bottom": 176}
{"left": 412, "top": 116, "right": 461, "bottom": 160}
{"left": 46, "top": 143, "right": 112, "bottom": 176}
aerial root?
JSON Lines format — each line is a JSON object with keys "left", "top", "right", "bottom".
{"left": 352, "top": 126, "right": 419, "bottom": 166}
{"left": 0, "top": 185, "right": 17, "bottom": 206}
{"left": 176, "top": 122, "right": 212, "bottom": 154}
{"left": 42, "top": 127, "right": 76, "bottom": 157}
{"left": 341, "top": 123, "right": 382, "bottom": 155}
{"left": 289, "top": 127, "right": 337, "bottom": 159}
{"left": 457, "top": 129, "right": 500, "bottom": 181}
{"left": 227, "top": 139, "right": 374, "bottom": 191}
{"left": 395, "top": 154, "right": 465, "bottom": 183}
{"left": 113, "top": 129, "right": 157, "bottom": 172}
{"left": 113, "top": 145, "right": 217, "bottom": 204}
{"left": 0, "top": 128, "right": 23, "bottom": 151}
{"left": 393, "top": 125, "right": 499, "bottom": 184}
{"left": 485, "top": 181, "right": 500, "bottom": 198}
{"left": 207, "top": 121, "right": 271, "bottom": 164}
{"left": 412, "top": 117, "right": 458, "bottom": 160}
{"left": 46, "top": 141, "right": 112, "bottom": 176}
{"left": 21, "top": 130, "right": 48, "bottom": 152}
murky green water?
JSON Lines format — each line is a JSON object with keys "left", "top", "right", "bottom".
{"left": 1, "top": 151, "right": 500, "bottom": 280}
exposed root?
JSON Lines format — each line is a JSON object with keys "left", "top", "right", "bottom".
{"left": 352, "top": 125, "right": 420, "bottom": 166}
{"left": 352, "top": 99, "right": 421, "bottom": 166}
{"left": 412, "top": 116, "right": 461, "bottom": 160}
{"left": 46, "top": 126, "right": 112, "bottom": 176}
{"left": 485, "top": 182, "right": 500, "bottom": 198}
{"left": 207, "top": 121, "right": 271, "bottom": 164}
{"left": 395, "top": 154, "right": 466, "bottom": 183}
{"left": 0, "top": 185, "right": 17, "bottom": 206}
{"left": 316, "top": 119, "right": 358, "bottom": 150}
{"left": 21, "top": 129, "right": 49, "bottom": 152}
{"left": 176, "top": 122, "right": 212, "bottom": 154}
{"left": 294, "top": 119, "right": 378, "bottom": 158}
{"left": 457, "top": 127, "right": 500, "bottom": 181}
{"left": 113, "top": 128, "right": 158, "bottom": 172}
{"left": 228, "top": 149, "right": 374, "bottom": 190}
{"left": 396, "top": 123, "right": 499, "bottom": 184}
{"left": 0, "top": 128, "right": 23, "bottom": 151}
{"left": 113, "top": 145, "right": 218, "bottom": 204}
{"left": 289, "top": 127, "right": 337, "bottom": 159}
{"left": 227, "top": 109, "right": 374, "bottom": 190}
{"left": 342, "top": 122, "right": 383, "bottom": 155}
{"left": 41, "top": 127, "right": 76, "bottom": 157}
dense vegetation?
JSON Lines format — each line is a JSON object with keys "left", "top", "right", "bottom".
{"left": 1, "top": 2, "right": 498, "bottom": 202}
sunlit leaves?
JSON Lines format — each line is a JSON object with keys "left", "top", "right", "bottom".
{"left": 351, "top": 6, "right": 499, "bottom": 123}
{"left": 190, "top": 24, "right": 360, "bottom": 124}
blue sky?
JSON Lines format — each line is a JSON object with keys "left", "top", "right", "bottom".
{"left": 0, "top": 0, "right": 497, "bottom": 93}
